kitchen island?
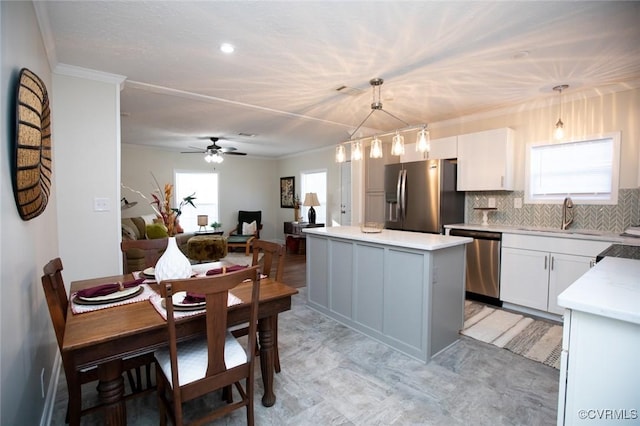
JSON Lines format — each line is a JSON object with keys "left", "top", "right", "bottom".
{"left": 303, "top": 226, "right": 472, "bottom": 363}
{"left": 556, "top": 257, "right": 640, "bottom": 425}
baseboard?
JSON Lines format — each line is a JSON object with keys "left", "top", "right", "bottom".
{"left": 40, "top": 352, "right": 62, "bottom": 426}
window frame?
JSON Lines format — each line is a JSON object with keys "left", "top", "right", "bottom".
{"left": 524, "top": 132, "right": 621, "bottom": 205}
{"left": 174, "top": 170, "right": 219, "bottom": 232}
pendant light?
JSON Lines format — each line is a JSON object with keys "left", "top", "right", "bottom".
{"left": 391, "top": 131, "right": 405, "bottom": 156}
{"left": 553, "top": 84, "right": 568, "bottom": 140}
{"left": 335, "top": 145, "right": 346, "bottom": 163}
{"left": 351, "top": 140, "right": 363, "bottom": 160}
{"left": 370, "top": 136, "right": 383, "bottom": 158}
{"left": 416, "top": 125, "right": 430, "bottom": 152}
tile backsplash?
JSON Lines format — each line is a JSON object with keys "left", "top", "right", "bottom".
{"left": 464, "top": 188, "right": 640, "bottom": 233}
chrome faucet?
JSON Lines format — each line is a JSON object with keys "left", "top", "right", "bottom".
{"left": 561, "top": 197, "right": 574, "bottom": 230}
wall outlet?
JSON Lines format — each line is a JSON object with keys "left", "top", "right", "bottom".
{"left": 514, "top": 198, "right": 523, "bottom": 209}
{"left": 488, "top": 197, "right": 496, "bottom": 208}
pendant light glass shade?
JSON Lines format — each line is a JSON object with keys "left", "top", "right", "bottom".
{"left": 335, "top": 145, "right": 346, "bottom": 163}
{"left": 391, "top": 131, "right": 405, "bottom": 156}
{"left": 370, "top": 136, "right": 383, "bottom": 158}
{"left": 351, "top": 141, "right": 363, "bottom": 160}
{"left": 416, "top": 126, "right": 430, "bottom": 152}
{"left": 553, "top": 84, "right": 568, "bottom": 140}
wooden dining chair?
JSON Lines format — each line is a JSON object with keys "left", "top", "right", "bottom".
{"left": 41, "top": 257, "right": 156, "bottom": 425}
{"left": 251, "top": 239, "right": 285, "bottom": 373}
{"left": 155, "top": 266, "right": 261, "bottom": 426}
{"left": 120, "top": 238, "right": 168, "bottom": 274}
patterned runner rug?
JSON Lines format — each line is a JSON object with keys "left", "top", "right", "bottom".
{"left": 461, "top": 301, "right": 562, "bottom": 369}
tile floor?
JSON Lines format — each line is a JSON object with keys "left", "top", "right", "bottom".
{"left": 50, "top": 288, "right": 559, "bottom": 425}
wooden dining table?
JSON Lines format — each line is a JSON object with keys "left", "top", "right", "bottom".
{"left": 63, "top": 267, "right": 298, "bottom": 425}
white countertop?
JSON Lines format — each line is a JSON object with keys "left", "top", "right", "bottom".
{"left": 444, "top": 223, "right": 640, "bottom": 246}
{"left": 557, "top": 257, "right": 640, "bottom": 325}
{"left": 303, "top": 226, "right": 472, "bottom": 251}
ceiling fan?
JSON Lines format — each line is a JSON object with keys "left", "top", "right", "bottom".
{"left": 181, "top": 137, "right": 247, "bottom": 163}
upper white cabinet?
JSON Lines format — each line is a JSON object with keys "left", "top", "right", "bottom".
{"left": 457, "top": 128, "right": 514, "bottom": 191}
{"left": 399, "top": 143, "right": 427, "bottom": 163}
{"left": 427, "top": 136, "right": 457, "bottom": 160}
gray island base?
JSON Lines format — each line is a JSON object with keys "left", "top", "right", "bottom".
{"left": 303, "top": 226, "right": 472, "bottom": 363}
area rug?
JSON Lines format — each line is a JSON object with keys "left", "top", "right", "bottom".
{"left": 461, "top": 301, "right": 562, "bottom": 369}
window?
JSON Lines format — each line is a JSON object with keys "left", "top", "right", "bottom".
{"left": 174, "top": 171, "right": 219, "bottom": 232}
{"left": 300, "top": 170, "right": 327, "bottom": 224}
{"left": 525, "top": 133, "right": 620, "bottom": 204}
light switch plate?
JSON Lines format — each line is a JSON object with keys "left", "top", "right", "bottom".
{"left": 94, "top": 197, "right": 110, "bottom": 212}
{"left": 488, "top": 197, "right": 496, "bottom": 208}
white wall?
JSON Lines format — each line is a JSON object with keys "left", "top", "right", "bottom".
{"left": 53, "top": 70, "right": 124, "bottom": 283}
{"left": 429, "top": 88, "right": 640, "bottom": 190}
{"left": 0, "top": 2, "right": 59, "bottom": 425}
{"left": 121, "top": 144, "right": 279, "bottom": 241}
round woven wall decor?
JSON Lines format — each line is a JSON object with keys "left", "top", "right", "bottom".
{"left": 12, "top": 68, "right": 52, "bottom": 220}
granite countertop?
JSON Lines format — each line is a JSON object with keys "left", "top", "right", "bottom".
{"left": 303, "top": 226, "right": 472, "bottom": 251}
{"left": 557, "top": 257, "right": 640, "bottom": 325}
{"left": 444, "top": 223, "right": 640, "bottom": 246}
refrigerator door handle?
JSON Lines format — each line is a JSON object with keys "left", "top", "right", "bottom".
{"left": 400, "top": 169, "right": 407, "bottom": 221}
{"left": 395, "top": 169, "right": 403, "bottom": 219}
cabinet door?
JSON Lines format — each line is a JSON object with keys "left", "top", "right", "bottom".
{"left": 500, "top": 247, "right": 549, "bottom": 310}
{"left": 427, "top": 136, "right": 457, "bottom": 159}
{"left": 364, "top": 192, "right": 385, "bottom": 223}
{"left": 457, "top": 128, "right": 514, "bottom": 191}
{"left": 548, "top": 253, "right": 594, "bottom": 315}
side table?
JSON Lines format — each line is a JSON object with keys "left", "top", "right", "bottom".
{"left": 283, "top": 222, "right": 324, "bottom": 255}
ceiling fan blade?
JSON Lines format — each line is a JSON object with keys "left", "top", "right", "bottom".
{"left": 224, "top": 151, "right": 247, "bottom": 156}
{"left": 218, "top": 146, "right": 237, "bottom": 152}
{"left": 181, "top": 151, "right": 205, "bottom": 154}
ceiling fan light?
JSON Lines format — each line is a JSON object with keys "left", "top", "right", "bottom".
{"left": 336, "top": 145, "right": 346, "bottom": 163}
{"left": 370, "top": 136, "right": 383, "bottom": 158}
{"left": 391, "top": 132, "right": 405, "bottom": 156}
{"left": 351, "top": 141, "right": 362, "bottom": 161}
{"left": 416, "top": 127, "right": 430, "bottom": 152}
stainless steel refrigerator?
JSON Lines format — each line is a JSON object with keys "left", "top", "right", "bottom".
{"left": 384, "top": 159, "right": 464, "bottom": 233}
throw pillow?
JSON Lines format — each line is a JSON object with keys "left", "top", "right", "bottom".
{"left": 121, "top": 222, "right": 138, "bottom": 241}
{"left": 146, "top": 223, "right": 169, "bottom": 239}
{"left": 242, "top": 220, "right": 257, "bottom": 235}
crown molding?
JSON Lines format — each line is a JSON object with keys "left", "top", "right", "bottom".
{"left": 53, "top": 64, "right": 126, "bottom": 87}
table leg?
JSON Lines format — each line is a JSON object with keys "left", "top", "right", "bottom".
{"left": 258, "top": 315, "right": 276, "bottom": 407}
{"left": 97, "top": 359, "right": 126, "bottom": 425}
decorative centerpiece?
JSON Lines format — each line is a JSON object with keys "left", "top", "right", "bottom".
{"left": 293, "top": 194, "right": 301, "bottom": 222}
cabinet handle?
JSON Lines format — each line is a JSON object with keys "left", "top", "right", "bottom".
{"left": 501, "top": 176, "right": 504, "bottom": 188}
{"left": 544, "top": 256, "right": 548, "bottom": 270}
{"left": 551, "top": 256, "right": 555, "bottom": 271}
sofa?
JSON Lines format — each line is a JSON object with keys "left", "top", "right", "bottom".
{"left": 121, "top": 215, "right": 195, "bottom": 273}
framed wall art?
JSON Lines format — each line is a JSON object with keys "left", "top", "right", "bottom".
{"left": 280, "top": 176, "right": 295, "bottom": 208}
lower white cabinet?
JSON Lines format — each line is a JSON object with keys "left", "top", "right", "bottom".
{"left": 501, "top": 249, "right": 594, "bottom": 314}
{"left": 500, "top": 234, "right": 610, "bottom": 315}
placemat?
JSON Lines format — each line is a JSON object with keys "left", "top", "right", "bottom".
{"left": 70, "top": 284, "right": 155, "bottom": 315}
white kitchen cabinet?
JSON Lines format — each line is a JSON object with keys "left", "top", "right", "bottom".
{"left": 500, "top": 234, "right": 610, "bottom": 315}
{"left": 427, "top": 136, "right": 457, "bottom": 160}
{"left": 399, "top": 143, "right": 427, "bottom": 163}
{"left": 457, "top": 127, "right": 514, "bottom": 191}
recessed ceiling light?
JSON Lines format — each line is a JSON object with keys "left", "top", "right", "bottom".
{"left": 220, "top": 43, "right": 235, "bottom": 54}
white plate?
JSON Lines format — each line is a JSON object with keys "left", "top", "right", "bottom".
{"left": 173, "top": 291, "right": 205, "bottom": 308}
{"left": 142, "top": 267, "right": 155, "bottom": 277}
{"left": 77, "top": 285, "right": 142, "bottom": 303}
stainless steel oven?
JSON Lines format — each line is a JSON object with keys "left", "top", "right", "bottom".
{"left": 449, "top": 229, "right": 502, "bottom": 306}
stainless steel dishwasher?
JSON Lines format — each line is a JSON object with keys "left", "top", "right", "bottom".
{"left": 449, "top": 229, "right": 502, "bottom": 306}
